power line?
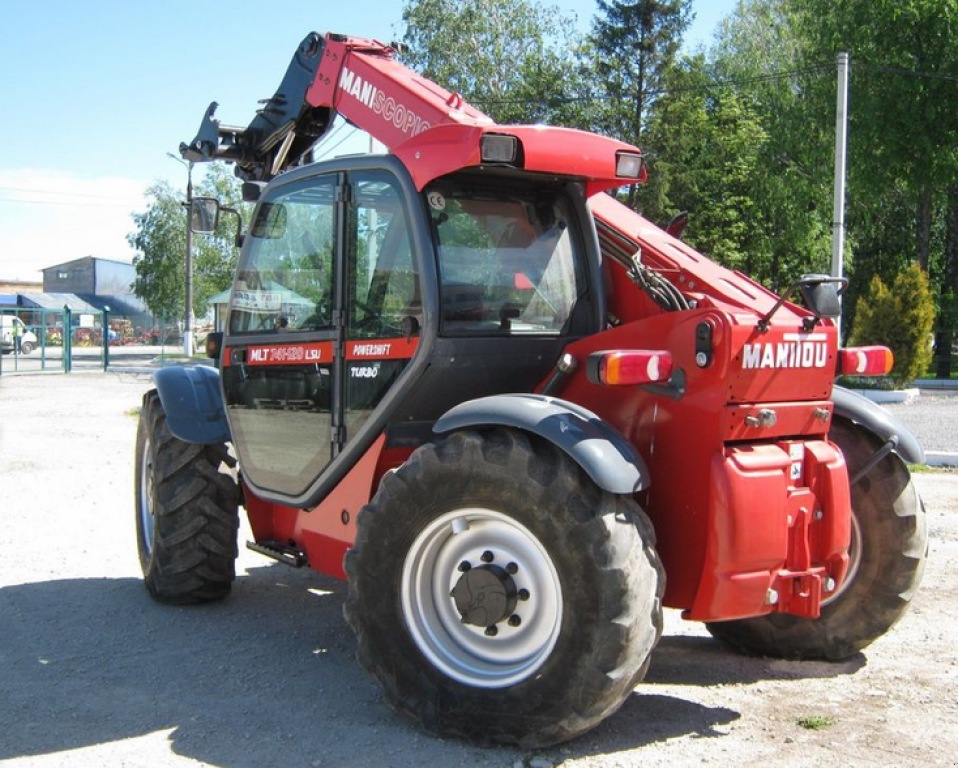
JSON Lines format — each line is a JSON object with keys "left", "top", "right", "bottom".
{"left": 469, "top": 63, "right": 834, "bottom": 107}
{"left": 0, "top": 197, "right": 136, "bottom": 210}
{"left": 314, "top": 126, "right": 361, "bottom": 160}
{"left": 856, "top": 62, "right": 958, "bottom": 83}
{"left": 0, "top": 185, "right": 143, "bottom": 202}
{"left": 469, "top": 59, "right": 958, "bottom": 111}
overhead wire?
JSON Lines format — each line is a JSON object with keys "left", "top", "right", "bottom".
{"left": 468, "top": 59, "right": 958, "bottom": 111}
{"left": 313, "top": 125, "right": 362, "bottom": 160}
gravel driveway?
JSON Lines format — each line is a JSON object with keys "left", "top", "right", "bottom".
{"left": 1, "top": 372, "right": 955, "bottom": 768}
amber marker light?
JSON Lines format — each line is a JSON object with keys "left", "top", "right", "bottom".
{"left": 587, "top": 350, "right": 673, "bottom": 387}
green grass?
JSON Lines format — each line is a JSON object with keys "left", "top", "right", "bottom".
{"left": 125, "top": 407, "right": 141, "bottom": 418}
{"left": 154, "top": 353, "right": 208, "bottom": 361}
{"left": 796, "top": 714, "right": 836, "bottom": 730}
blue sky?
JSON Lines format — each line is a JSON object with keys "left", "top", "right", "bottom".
{"left": 0, "top": 0, "right": 736, "bottom": 282}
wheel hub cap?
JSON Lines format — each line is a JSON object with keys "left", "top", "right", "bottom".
{"left": 452, "top": 564, "right": 518, "bottom": 627}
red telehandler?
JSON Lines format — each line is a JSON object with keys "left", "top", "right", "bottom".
{"left": 135, "top": 32, "right": 927, "bottom": 747}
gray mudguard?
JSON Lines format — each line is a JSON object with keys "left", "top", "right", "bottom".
{"left": 433, "top": 394, "right": 649, "bottom": 495}
{"left": 832, "top": 385, "right": 924, "bottom": 464}
{"left": 153, "top": 365, "right": 231, "bottom": 445}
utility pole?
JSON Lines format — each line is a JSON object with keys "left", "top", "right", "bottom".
{"left": 831, "top": 52, "right": 850, "bottom": 340}
{"left": 167, "top": 152, "right": 195, "bottom": 357}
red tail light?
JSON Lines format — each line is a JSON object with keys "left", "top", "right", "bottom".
{"left": 838, "top": 346, "right": 894, "bottom": 376}
{"left": 587, "top": 350, "right": 673, "bottom": 386}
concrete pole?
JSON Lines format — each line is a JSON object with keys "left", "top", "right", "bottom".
{"left": 167, "top": 152, "right": 195, "bottom": 357}
{"left": 831, "top": 52, "right": 850, "bottom": 340}
{"left": 184, "top": 163, "right": 194, "bottom": 358}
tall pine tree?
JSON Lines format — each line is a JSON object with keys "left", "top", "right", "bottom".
{"left": 589, "top": 0, "right": 692, "bottom": 208}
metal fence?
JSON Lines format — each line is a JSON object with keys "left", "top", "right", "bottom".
{"left": 0, "top": 309, "right": 206, "bottom": 376}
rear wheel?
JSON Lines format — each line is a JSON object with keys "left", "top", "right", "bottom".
{"left": 19, "top": 340, "right": 34, "bottom": 355}
{"left": 135, "top": 390, "right": 240, "bottom": 604}
{"left": 344, "top": 428, "right": 664, "bottom": 747}
{"left": 706, "top": 418, "right": 926, "bottom": 660}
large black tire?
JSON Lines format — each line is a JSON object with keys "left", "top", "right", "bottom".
{"left": 706, "top": 418, "right": 927, "bottom": 660}
{"left": 135, "top": 390, "right": 240, "bottom": 604}
{"left": 344, "top": 428, "right": 664, "bottom": 747}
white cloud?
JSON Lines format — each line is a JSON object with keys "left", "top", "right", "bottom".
{"left": 0, "top": 169, "right": 153, "bottom": 282}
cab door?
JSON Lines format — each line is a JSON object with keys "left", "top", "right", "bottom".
{"left": 221, "top": 172, "right": 340, "bottom": 500}
{"left": 221, "top": 167, "right": 421, "bottom": 504}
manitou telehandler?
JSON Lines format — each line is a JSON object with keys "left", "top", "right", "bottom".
{"left": 135, "top": 32, "right": 927, "bottom": 747}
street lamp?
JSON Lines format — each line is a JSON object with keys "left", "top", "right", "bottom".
{"left": 167, "top": 152, "right": 195, "bottom": 357}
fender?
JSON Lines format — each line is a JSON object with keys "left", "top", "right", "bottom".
{"left": 433, "top": 394, "right": 649, "bottom": 495}
{"left": 831, "top": 385, "right": 924, "bottom": 464}
{"left": 153, "top": 365, "right": 231, "bottom": 445}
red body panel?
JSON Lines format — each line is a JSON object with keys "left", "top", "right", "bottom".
{"left": 245, "top": 435, "right": 388, "bottom": 580}
{"left": 554, "top": 202, "right": 849, "bottom": 621}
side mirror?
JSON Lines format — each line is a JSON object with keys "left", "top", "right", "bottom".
{"left": 190, "top": 197, "right": 220, "bottom": 234}
{"left": 799, "top": 274, "right": 846, "bottom": 319}
{"left": 666, "top": 211, "right": 688, "bottom": 240}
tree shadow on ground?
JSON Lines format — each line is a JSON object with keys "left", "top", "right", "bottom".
{"left": 0, "top": 567, "right": 817, "bottom": 767}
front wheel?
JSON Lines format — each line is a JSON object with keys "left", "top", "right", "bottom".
{"left": 19, "top": 341, "right": 34, "bottom": 355}
{"left": 344, "top": 428, "right": 664, "bottom": 747}
{"left": 706, "top": 418, "right": 927, "bottom": 660}
{"left": 135, "top": 390, "right": 240, "bottom": 604}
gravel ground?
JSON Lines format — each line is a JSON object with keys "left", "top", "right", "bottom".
{"left": 0, "top": 372, "right": 955, "bottom": 768}
{"left": 883, "top": 392, "right": 958, "bottom": 453}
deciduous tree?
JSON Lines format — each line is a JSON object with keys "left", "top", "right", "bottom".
{"left": 129, "top": 163, "right": 248, "bottom": 322}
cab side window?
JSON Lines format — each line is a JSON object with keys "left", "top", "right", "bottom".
{"left": 428, "top": 185, "right": 584, "bottom": 336}
{"left": 230, "top": 179, "right": 336, "bottom": 334}
{"left": 348, "top": 173, "right": 418, "bottom": 339}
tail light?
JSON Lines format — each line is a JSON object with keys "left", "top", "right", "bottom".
{"left": 587, "top": 350, "right": 673, "bottom": 386}
{"left": 837, "top": 346, "right": 893, "bottom": 376}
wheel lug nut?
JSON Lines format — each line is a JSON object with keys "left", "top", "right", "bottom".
{"left": 485, "top": 625, "right": 498, "bottom": 636}
{"left": 506, "top": 562, "right": 518, "bottom": 574}
{"left": 481, "top": 550, "right": 494, "bottom": 563}
{"left": 458, "top": 561, "right": 471, "bottom": 572}
{"left": 508, "top": 615, "right": 521, "bottom": 627}
{"left": 518, "top": 588, "right": 530, "bottom": 601}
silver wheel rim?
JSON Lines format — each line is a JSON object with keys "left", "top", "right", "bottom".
{"left": 822, "top": 511, "right": 862, "bottom": 606}
{"left": 139, "top": 438, "right": 156, "bottom": 555}
{"left": 401, "top": 508, "right": 562, "bottom": 689}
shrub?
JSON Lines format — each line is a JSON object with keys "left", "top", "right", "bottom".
{"left": 849, "top": 263, "right": 935, "bottom": 387}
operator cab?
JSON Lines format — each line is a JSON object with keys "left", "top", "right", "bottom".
{"left": 221, "top": 156, "right": 602, "bottom": 506}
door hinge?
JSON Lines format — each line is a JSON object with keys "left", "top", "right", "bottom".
{"left": 331, "top": 425, "right": 347, "bottom": 445}
{"left": 336, "top": 184, "right": 352, "bottom": 203}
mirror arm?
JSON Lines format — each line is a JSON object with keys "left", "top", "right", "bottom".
{"left": 221, "top": 205, "right": 245, "bottom": 248}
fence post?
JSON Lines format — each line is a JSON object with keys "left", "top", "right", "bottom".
{"left": 102, "top": 306, "right": 110, "bottom": 371}
{"left": 63, "top": 306, "right": 73, "bottom": 374}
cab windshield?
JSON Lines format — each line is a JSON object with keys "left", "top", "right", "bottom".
{"left": 426, "top": 181, "right": 585, "bottom": 336}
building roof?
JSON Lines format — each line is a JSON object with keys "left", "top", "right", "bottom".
{"left": 41, "top": 256, "right": 135, "bottom": 272}
{"left": 18, "top": 293, "right": 101, "bottom": 311}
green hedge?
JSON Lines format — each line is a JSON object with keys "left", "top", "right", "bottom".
{"left": 850, "top": 263, "right": 935, "bottom": 387}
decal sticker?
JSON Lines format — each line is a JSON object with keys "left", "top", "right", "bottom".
{"left": 232, "top": 290, "right": 285, "bottom": 311}
{"left": 350, "top": 365, "right": 380, "bottom": 379}
{"left": 742, "top": 333, "right": 828, "bottom": 370}
{"left": 338, "top": 66, "right": 432, "bottom": 137}
{"left": 427, "top": 191, "right": 446, "bottom": 211}
{"left": 346, "top": 337, "right": 419, "bottom": 360}
{"left": 247, "top": 342, "right": 331, "bottom": 366}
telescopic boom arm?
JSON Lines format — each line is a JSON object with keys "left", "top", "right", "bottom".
{"left": 180, "top": 32, "right": 492, "bottom": 181}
